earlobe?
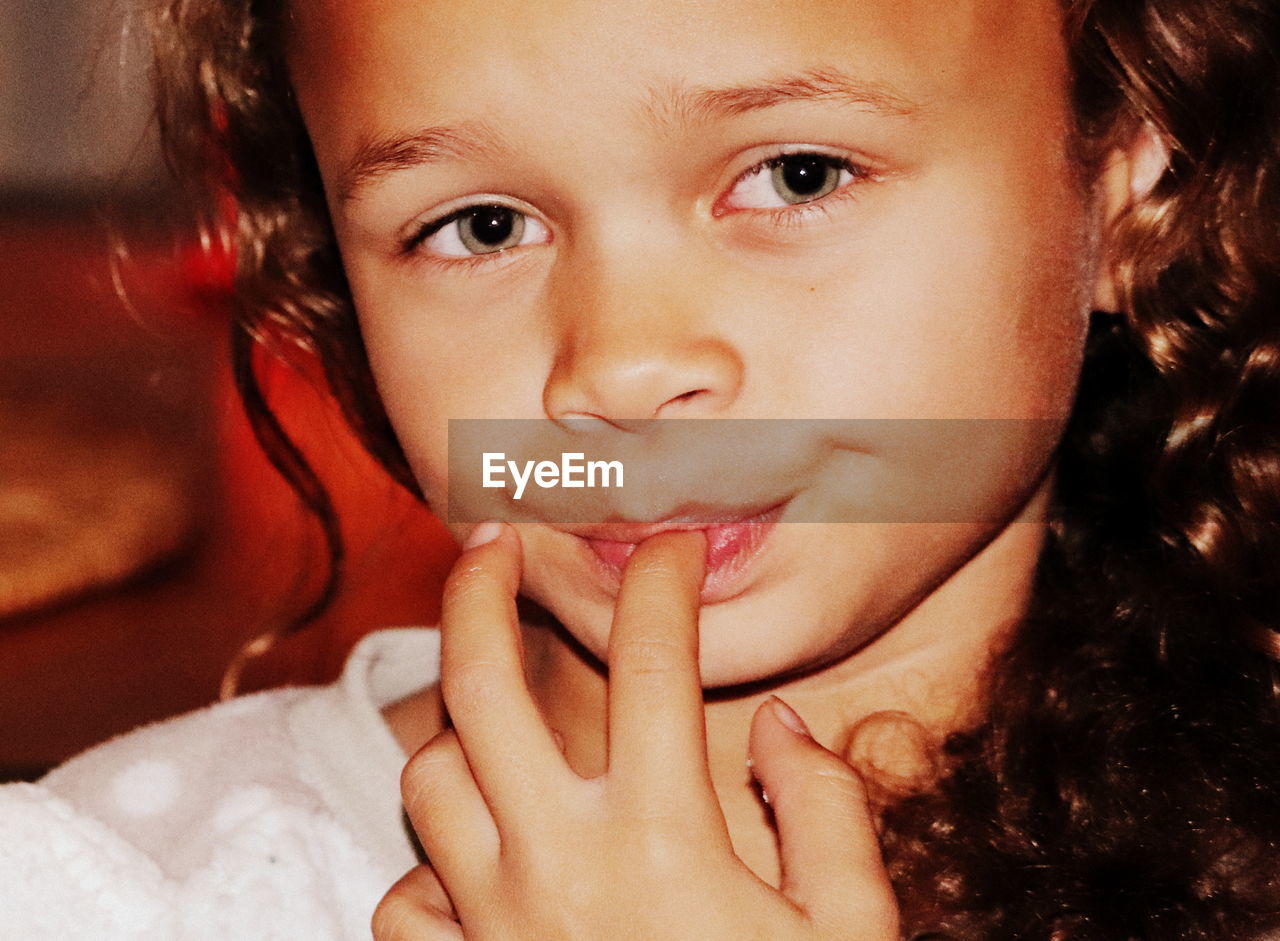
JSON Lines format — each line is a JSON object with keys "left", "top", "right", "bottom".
{"left": 1091, "top": 122, "right": 1170, "bottom": 313}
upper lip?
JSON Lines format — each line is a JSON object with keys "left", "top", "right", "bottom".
{"left": 564, "top": 500, "right": 787, "bottom": 544}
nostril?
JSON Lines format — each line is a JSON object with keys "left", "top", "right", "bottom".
{"left": 657, "top": 388, "right": 710, "bottom": 415}
{"left": 544, "top": 337, "right": 743, "bottom": 424}
{"left": 555, "top": 411, "right": 647, "bottom": 433}
{"left": 559, "top": 413, "right": 612, "bottom": 427}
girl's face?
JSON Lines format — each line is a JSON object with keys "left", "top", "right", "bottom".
{"left": 291, "top": 0, "right": 1108, "bottom": 687}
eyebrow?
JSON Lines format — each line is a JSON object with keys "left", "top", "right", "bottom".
{"left": 338, "top": 122, "right": 504, "bottom": 203}
{"left": 648, "top": 66, "right": 923, "bottom": 127}
{"left": 337, "top": 67, "right": 920, "bottom": 204}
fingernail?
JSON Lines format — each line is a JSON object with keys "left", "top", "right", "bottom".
{"left": 769, "top": 696, "right": 811, "bottom": 738}
{"left": 464, "top": 520, "right": 503, "bottom": 550}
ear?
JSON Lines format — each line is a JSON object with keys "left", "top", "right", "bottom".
{"left": 1091, "top": 122, "right": 1169, "bottom": 312}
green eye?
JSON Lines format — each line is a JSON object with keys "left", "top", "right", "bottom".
{"left": 769, "top": 154, "right": 845, "bottom": 205}
{"left": 456, "top": 206, "right": 527, "bottom": 254}
{"left": 722, "top": 151, "right": 863, "bottom": 214}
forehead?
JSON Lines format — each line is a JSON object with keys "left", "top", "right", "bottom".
{"left": 287, "top": 0, "right": 1068, "bottom": 177}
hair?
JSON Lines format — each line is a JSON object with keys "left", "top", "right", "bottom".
{"left": 147, "top": 0, "right": 1280, "bottom": 936}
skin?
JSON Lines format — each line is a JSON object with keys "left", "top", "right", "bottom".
{"left": 283, "top": 0, "right": 1152, "bottom": 927}
{"left": 376, "top": 526, "right": 901, "bottom": 939}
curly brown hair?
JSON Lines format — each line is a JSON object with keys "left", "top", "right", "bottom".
{"left": 147, "top": 0, "right": 1280, "bottom": 936}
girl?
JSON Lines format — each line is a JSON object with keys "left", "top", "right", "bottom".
{"left": 33, "top": 0, "right": 1279, "bottom": 937}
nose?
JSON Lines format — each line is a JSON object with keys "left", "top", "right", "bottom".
{"left": 542, "top": 261, "right": 744, "bottom": 426}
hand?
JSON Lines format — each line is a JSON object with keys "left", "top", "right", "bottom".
{"left": 372, "top": 523, "right": 900, "bottom": 940}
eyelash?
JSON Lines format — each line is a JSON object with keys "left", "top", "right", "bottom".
{"left": 729, "top": 152, "right": 870, "bottom": 226}
{"left": 400, "top": 150, "right": 871, "bottom": 265}
{"left": 401, "top": 209, "right": 504, "bottom": 257}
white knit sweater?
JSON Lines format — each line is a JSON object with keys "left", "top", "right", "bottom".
{"left": 2, "top": 628, "right": 439, "bottom": 940}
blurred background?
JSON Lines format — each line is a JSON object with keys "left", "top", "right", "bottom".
{"left": 0, "top": 0, "right": 455, "bottom": 780}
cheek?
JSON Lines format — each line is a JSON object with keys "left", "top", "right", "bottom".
{"left": 345, "top": 291, "right": 489, "bottom": 513}
{"left": 800, "top": 174, "right": 1091, "bottom": 420}
{"left": 344, "top": 259, "right": 559, "bottom": 500}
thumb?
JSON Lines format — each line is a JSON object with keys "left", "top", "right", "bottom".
{"left": 748, "top": 696, "right": 899, "bottom": 936}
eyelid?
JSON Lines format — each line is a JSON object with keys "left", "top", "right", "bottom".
{"left": 400, "top": 198, "right": 551, "bottom": 259}
{"left": 713, "top": 146, "right": 875, "bottom": 216}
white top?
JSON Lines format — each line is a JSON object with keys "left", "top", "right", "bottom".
{"left": 3, "top": 627, "right": 440, "bottom": 939}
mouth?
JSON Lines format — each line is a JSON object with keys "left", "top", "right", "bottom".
{"left": 571, "top": 501, "right": 787, "bottom": 603}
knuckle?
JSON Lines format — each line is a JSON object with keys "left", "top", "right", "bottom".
{"left": 441, "top": 658, "right": 505, "bottom": 709}
{"left": 784, "top": 753, "right": 872, "bottom": 811}
{"left": 611, "top": 637, "right": 687, "bottom": 675}
{"left": 627, "top": 813, "right": 697, "bottom": 867}
{"left": 815, "top": 759, "right": 864, "bottom": 787}
{"left": 814, "top": 768, "right": 870, "bottom": 810}
{"left": 810, "top": 751, "right": 869, "bottom": 791}
{"left": 627, "top": 557, "right": 680, "bottom": 580}
{"left": 441, "top": 561, "right": 495, "bottom": 608}
{"left": 501, "top": 845, "right": 567, "bottom": 895}
{"left": 400, "top": 732, "right": 461, "bottom": 802}
{"left": 634, "top": 832, "right": 683, "bottom": 873}
{"left": 812, "top": 901, "right": 899, "bottom": 940}
{"left": 370, "top": 889, "right": 419, "bottom": 940}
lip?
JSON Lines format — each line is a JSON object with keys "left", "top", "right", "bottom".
{"left": 568, "top": 500, "right": 782, "bottom": 542}
{"left": 575, "top": 501, "right": 787, "bottom": 603}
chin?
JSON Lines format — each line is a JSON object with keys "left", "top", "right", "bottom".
{"left": 526, "top": 572, "right": 870, "bottom": 691}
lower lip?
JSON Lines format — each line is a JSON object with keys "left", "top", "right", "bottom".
{"left": 582, "top": 505, "right": 784, "bottom": 602}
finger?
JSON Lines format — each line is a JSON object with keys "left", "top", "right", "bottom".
{"left": 405, "top": 863, "right": 458, "bottom": 921}
{"left": 372, "top": 866, "right": 463, "bottom": 941}
{"left": 378, "top": 864, "right": 457, "bottom": 924}
{"left": 401, "top": 729, "right": 498, "bottom": 895}
{"left": 440, "top": 522, "right": 573, "bottom": 825}
{"left": 748, "top": 697, "right": 900, "bottom": 935}
{"left": 607, "top": 531, "right": 716, "bottom": 812}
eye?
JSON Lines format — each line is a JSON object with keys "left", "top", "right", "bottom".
{"left": 410, "top": 204, "right": 549, "bottom": 257}
{"left": 723, "top": 152, "right": 861, "bottom": 210}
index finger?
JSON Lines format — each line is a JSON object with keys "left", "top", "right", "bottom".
{"left": 606, "top": 531, "right": 713, "bottom": 801}
{"left": 440, "top": 523, "right": 574, "bottom": 824}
